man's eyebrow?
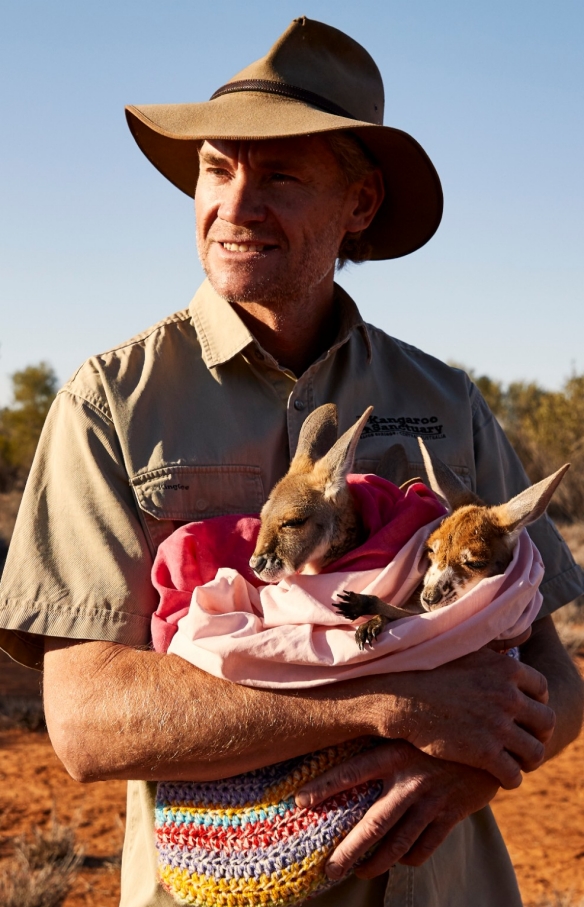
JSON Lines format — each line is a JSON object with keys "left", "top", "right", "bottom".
{"left": 198, "top": 151, "right": 232, "bottom": 167}
{"left": 199, "top": 150, "right": 304, "bottom": 172}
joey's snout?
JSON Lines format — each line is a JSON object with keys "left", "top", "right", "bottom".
{"left": 249, "top": 552, "right": 286, "bottom": 582}
{"left": 421, "top": 566, "right": 456, "bottom": 610}
{"left": 249, "top": 554, "right": 267, "bottom": 575}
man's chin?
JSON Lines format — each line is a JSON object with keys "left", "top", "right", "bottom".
{"left": 205, "top": 267, "right": 285, "bottom": 305}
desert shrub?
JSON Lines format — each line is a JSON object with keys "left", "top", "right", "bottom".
{"left": 0, "top": 362, "right": 57, "bottom": 492}
{"left": 454, "top": 366, "right": 584, "bottom": 523}
{"left": 0, "top": 816, "right": 83, "bottom": 907}
{"left": 0, "top": 694, "right": 46, "bottom": 731}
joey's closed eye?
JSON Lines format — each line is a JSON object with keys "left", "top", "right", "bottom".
{"left": 464, "top": 560, "right": 488, "bottom": 570}
{"left": 281, "top": 517, "right": 308, "bottom": 529}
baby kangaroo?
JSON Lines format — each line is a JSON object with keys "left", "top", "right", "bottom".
{"left": 249, "top": 404, "right": 442, "bottom": 629}
{"left": 337, "top": 438, "right": 569, "bottom": 646}
{"left": 249, "top": 404, "right": 373, "bottom": 582}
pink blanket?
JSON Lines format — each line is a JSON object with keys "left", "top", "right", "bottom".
{"left": 152, "top": 475, "right": 544, "bottom": 688}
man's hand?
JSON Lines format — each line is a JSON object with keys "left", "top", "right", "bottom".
{"left": 375, "top": 646, "right": 555, "bottom": 789}
{"left": 296, "top": 740, "right": 499, "bottom": 880}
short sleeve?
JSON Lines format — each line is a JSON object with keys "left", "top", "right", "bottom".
{"left": 470, "top": 385, "right": 584, "bottom": 619}
{"left": 0, "top": 388, "right": 157, "bottom": 668}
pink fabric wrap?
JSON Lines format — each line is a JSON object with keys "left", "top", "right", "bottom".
{"left": 151, "top": 474, "right": 544, "bottom": 689}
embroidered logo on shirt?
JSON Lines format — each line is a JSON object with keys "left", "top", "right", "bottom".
{"left": 159, "top": 483, "right": 190, "bottom": 490}
{"left": 361, "top": 414, "right": 445, "bottom": 441}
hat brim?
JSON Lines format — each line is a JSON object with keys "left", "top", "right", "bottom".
{"left": 125, "top": 92, "right": 443, "bottom": 261}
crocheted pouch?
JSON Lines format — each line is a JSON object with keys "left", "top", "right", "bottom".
{"left": 155, "top": 740, "right": 382, "bottom": 907}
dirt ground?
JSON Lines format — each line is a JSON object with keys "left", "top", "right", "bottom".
{"left": 0, "top": 652, "right": 582, "bottom": 907}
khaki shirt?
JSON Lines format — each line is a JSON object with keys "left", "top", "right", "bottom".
{"left": 1, "top": 279, "right": 582, "bottom": 906}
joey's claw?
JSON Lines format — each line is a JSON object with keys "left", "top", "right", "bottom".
{"left": 355, "top": 616, "right": 388, "bottom": 650}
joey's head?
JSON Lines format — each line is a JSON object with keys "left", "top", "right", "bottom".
{"left": 250, "top": 404, "right": 372, "bottom": 582}
{"left": 422, "top": 508, "right": 514, "bottom": 608}
{"left": 417, "top": 437, "right": 570, "bottom": 610}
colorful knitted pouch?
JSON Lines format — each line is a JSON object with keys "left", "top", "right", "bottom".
{"left": 155, "top": 740, "right": 382, "bottom": 906}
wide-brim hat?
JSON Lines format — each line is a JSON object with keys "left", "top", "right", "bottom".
{"left": 126, "top": 17, "right": 443, "bottom": 260}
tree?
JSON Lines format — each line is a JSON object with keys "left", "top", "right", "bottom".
{"left": 0, "top": 362, "right": 58, "bottom": 490}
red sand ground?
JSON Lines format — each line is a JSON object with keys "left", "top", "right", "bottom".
{"left": 0, "top": 652, "right": 583, "bottom": 907}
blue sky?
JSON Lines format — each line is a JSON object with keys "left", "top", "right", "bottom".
{"left": 1, "top": 0, "right": 582, "bottom": 405}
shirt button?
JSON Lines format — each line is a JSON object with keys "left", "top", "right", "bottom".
{"left": 196, "top": 498, "right": 208, "bottom": 511}
{"left": 294, "top": 399, "right": 305, "bottom": 411}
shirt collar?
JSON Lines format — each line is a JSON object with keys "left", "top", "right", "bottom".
{"left": 190, "top": 278, "right": 372, "bottom": 370}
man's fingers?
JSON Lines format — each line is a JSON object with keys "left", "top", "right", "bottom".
{"left": 295, "top": 743, "right": 409, "bottom": 808}
{"left": 351, "top": 803, "right": 437, "bottom": 879}
{"left": 325, "top": 784, "right": 417, "bottom": 879}
{"left": 489, "top": 750, "right": 523, "bottom": 790}
{"left": 516, "top": 661, "right": 549, "bottom": 704}
{"left": 398, "top": 818, "right": 454, "bottom": 867}
{"left": 505, "top": 724, "right": 548, "bottom": 774}
{"left": 515, "top": 694, "right": 556, "bottom": 743}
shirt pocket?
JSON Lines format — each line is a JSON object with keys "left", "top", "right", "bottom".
{"left": 130, "top": 464, "right": 265, "bottom": 552}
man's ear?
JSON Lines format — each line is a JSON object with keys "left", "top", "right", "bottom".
{"left": 491, "top": 464, "right": 570, "bottom": 533}
{"left": 289, "top": 404, "right": 339, "bottom": 474}
{"left": 345, "top": 169, "right": 385, "bottom": 234}
{"left": 315, "top": 406, "right": 373, "bottom": 500}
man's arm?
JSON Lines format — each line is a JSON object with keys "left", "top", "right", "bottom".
{"left": 296, "top": 616, "right": 583, "bottom": 879}
{"left": 43, "top": 633, "right": 553, "bottom": 788}
{"left": 520, "top": 615, "right": 584, "bottom": 759}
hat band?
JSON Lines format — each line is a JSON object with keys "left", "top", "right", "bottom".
{"left": 210, "top": 79, "right": 357, "bottom": 120}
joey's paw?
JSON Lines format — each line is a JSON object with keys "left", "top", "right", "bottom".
{"left": 355, "top": 616, "right": 388, "bottom": 650}
{"left": 335, "top": 590, "right": 372, "bottom": 621}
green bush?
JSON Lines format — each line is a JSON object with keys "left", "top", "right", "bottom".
{"left": 457, "top": 367, "right": 584, "bottom": 523}
{"left": 0, "top": 362, "right": 58, "bottom": 491}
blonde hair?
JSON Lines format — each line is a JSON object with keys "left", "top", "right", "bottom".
{"left": 326, "top": 132, "right": 379, "bottom": 268}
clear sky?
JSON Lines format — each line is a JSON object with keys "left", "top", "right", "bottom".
{"left": 1, "top": 0, "right": 582, "bottom": 405}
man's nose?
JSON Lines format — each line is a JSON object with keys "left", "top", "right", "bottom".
{"left": 217, "top": 173, "right": 266, "bottom": 226}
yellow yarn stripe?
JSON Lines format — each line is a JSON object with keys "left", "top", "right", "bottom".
{"left": 159, "top": 843, "right": 340, "bottom": 907}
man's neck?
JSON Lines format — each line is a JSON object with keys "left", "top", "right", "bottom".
{"left": 229, "top": 281, "right": 340, "bottom": 377}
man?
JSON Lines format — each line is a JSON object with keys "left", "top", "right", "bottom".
{"left": 1, "top": 16, "right": 582, "bottom": 907}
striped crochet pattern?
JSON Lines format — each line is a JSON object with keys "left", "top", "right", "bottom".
{"left": 155, "top": 740, "right": 382, "bottom": 906}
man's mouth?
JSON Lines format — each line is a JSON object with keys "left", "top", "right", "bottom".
{"left": 221, "top": 242, "right": 273, "bottom": 253}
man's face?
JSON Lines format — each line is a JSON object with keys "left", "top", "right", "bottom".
{"left": 195, "top": 136, "right": 360, "bottom": 306}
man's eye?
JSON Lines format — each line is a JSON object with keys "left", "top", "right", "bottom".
{"left": 270, "top": 172, "right": 296, "bottom": 182}
{"left": 465, "top": 560, "right": 488, "bottom": 570}
{"left": 281, "top": 517, "right": 308, "bottom": 529}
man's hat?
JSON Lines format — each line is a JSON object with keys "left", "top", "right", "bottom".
{"left": 125, "top": 17, "right": 443, "bottom": 260}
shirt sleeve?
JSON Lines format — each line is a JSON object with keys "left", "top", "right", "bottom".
{"left": 0, "top": 388, "right": 157, "bottom": 668}
{"left": 470, "top": 384, "right": 584, "bottom": 619}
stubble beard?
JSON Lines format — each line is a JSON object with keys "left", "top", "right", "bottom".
{"left": 197, "top": 213, "right": 345, "bottom": 314}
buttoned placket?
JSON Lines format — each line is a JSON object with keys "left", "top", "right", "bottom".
{"left": 244, "top": 324, "right": 372, "bottom": 461}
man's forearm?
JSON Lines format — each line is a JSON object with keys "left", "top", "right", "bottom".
{"left": 520, "top": 615, "right": 584, "bottom": 761}
{"left": 44, "top": 635, "right": 553, "bottom": 788}
{"left": 43, "top": 638, "right": 383, "bottom": 782}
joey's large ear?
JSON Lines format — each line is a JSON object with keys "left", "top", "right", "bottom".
{"left": 492, "top": 464, "right": 570, "bottom": 533}
{"left": 316, "top": 406, "right": 373, "bottom": 500}
{"left": 417, "top": 437, "right": 482, "bottom": 511}
{"left": 292, "top": 404, "right": 339, "bottom": 466}
{"left": 376, "top": 444, "right": 410, "bottom": 486}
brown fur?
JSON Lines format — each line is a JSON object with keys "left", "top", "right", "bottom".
{"left": 249, "top": 405, "right": 371, "bottom": 582}
{"left": 340, "top": 443, "right": 569, "bottom": 646}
